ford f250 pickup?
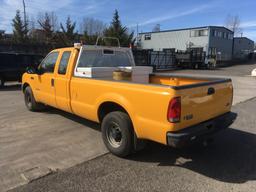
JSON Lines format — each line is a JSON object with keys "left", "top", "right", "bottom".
{"left": 22, "top": 44, "right": 236, "bottom": 157}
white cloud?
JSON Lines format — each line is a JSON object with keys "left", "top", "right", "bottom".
{"left": 241, "top": 21, "right": 256, "bottom": 28}
{"left": 243, "top": 31, "right": 256, "bottom": 40}
{"left": 130, "top": 4, "right": 212, "bottom": 27}
{"left": 239, "top": 21, "right": 256, "bottom": 40}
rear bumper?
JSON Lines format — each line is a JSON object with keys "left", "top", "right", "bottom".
{"left": 166, "top": 112, "right": 237, "bottom": 147}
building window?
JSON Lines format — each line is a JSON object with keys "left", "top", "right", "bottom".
{"left": 223, "top": 32, "right": 227, "bottom": 39}
{"left": 144, "top": 33, "right": 151, "bottom": 40}
{"left": 163, "top": 48, "right": 176, "bottom": 53}
{"left": 199, "top": 29, "right": 208, "bottom": 36}
{"left": 218, "top": 31, "right": 222, "bottom": 37}
{"left": 212, "top": 29, "right": 218, "bottom": 37}
{"left": 228, "top": 33, "right": 233, "bottom": 40}
{"left": 191, "top": 29, "right": 208, "bottom": 37}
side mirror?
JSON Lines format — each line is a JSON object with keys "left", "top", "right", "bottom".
{"left": 26, "top": 66, "right": 44, "bottom": 75}
{"left": 26, "top": 66, "right": 37, "bottom": 74}
{"left": 37, "top": 67, "right": 45, "bottom": 75}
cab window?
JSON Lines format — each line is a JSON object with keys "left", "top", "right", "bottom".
{"left": 58, "top": 51, "right": 71, "bottom": 75}
{"left": 40, "top": 52, "right": 59, "bottom": 73}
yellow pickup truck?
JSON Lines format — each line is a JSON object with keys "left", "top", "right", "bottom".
{"left": 22, "top": 44, "right": 235, "bottom": 157}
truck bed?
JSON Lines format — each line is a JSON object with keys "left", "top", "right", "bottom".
{"left": 72, "top": 72, "right": 233, "bottom": 134}
{"left": 149, "top": 73, "right": 231, "bottom": 88}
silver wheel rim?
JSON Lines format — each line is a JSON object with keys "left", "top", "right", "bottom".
{"left": 106, "top": 122, "right": 122, "bottom": 148}
{"left": 26, "top": 92, "right": 32, "bottom": 108}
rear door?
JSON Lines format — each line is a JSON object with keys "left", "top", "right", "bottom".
{"left": 176, "top": 81, "right": 233, "bottom": 130}
{"left": 54, "top": 49, "right": 73, "bottom": 112}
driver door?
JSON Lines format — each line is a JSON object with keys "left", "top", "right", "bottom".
{"left": 34, "top": 51, "right": 59, "bottom": 107}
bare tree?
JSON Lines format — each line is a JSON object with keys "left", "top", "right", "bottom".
{"left": 152, "top": 24, "right": 160, "bottom": 32}
{"left": 80, "top": 17, "right": 107, "bottom": 36}
{"left": 225, "top": 14, "right": 242, "bottom": 37}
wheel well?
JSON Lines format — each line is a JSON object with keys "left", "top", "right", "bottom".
{"left": 98, "top": 102, "right": 128, "bottom": 122}
{"left": 22, "top": 83, "right": 30, "bottom": 93}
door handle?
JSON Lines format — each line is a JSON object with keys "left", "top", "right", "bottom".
{"left": 51, "top": 79, "right": 54, "bottom": 87}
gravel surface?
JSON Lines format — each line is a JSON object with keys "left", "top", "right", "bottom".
{"left": 11, "top": 98, "right": 256, "bottom": 192}
{"left": 171, "top": 62, "right": 256, "bottom": 77}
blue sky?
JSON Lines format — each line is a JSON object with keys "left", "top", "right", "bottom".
{"left": 0, "top": 0, "right": 256, "bottom": 41}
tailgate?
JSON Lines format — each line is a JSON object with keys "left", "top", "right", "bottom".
{"left": 175, "top": 80, "right": 233, "bottom": 131}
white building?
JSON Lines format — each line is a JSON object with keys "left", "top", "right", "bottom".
{"left": 138, "top": 26, "right": 234, "bottom": 61}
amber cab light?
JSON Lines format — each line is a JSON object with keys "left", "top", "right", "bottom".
{"left": 167, "top": 97, "right": 181, "bottom": 123}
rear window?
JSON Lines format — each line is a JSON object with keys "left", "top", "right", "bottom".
{"left": 77, "top": 49, "right": 132, "bottom": 68}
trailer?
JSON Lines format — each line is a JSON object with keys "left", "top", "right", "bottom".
{"left": 0, "top": 52, "right": 43, "bottom": 87}
{"left": 175, "top": 50, "right": 206, "bottom": 69}
{"left": 133, "top": 49, "right": 177, "bottom": 71}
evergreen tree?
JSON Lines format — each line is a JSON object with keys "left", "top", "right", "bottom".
{"left": 104, "top": 10, "right": 134, "bottom": 47}
{"left": 38, "top": 12, "right": 54, "bottom": 43}
{"left": 60, "top": 16, "right": 77, "bottom": 45}
{"left": 12, "top": 10, "right": 28, "bottom": 43}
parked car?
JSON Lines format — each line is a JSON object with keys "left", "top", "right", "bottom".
{"left": 22, "top": 43, "right": 236, "bottom": 157}
{"left": 0, "top": 52, "right": 43, "bottom": 87}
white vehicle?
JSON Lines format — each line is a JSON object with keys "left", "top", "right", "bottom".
{"left": 251, "top": 68, "right": 256, "bottom": 77}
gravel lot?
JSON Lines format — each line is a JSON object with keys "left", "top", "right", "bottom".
{"left": 11, "top": 98, "right": 256, "bottom": 192}
{"left": 172, "top": 62, "right": 256, "bottom": 77}
{"left": 0, "top": 85, "right": 106, "bottom": 192}
{"left": 9, "top": 63, "right": 256, "bottom": 192}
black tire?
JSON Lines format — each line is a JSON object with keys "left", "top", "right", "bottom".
{"left": 101, "top": 111, "right": 134, "bottom": 157}
{"left": 24, "top": 86, "right": 45, "bottom": 111}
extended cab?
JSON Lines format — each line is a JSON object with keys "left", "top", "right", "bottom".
{"left": 22, "top": 44, "right": 236, "bottom": 157}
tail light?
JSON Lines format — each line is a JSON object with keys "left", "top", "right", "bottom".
{"left": 167, "top": 97, "right": 181, "bottom": 123}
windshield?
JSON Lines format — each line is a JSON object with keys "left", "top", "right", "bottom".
{"left": 77, "top": 49, "right": 133, "bottom": 68}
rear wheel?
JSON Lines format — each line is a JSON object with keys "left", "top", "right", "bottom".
{"left": 101, "top": 111, "right": 134, "bottom": 157}
{"left": 24, "top": 86, "right": 45, "bottom": 111}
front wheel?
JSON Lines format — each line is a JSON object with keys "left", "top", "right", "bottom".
{"left": 24, "top": 86, "right": 45, "bottom": 111}
{"left": 101, "top": 111, "right": 134, "bottom": 157}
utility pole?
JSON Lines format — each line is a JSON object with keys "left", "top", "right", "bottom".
{"left": 136, "top": 23, "right": 139, "bottom": 38}
{"left": 136, "top": 23, "right": 139, "bottom": 46}
{"left": 22, "top": 0, "right": 27, "bottom": 31}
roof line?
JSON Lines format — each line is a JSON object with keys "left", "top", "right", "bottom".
{"left": 139, "top": 26, "right": 234, "bottom": 34}
{"left": 234, "top": 36, "right": 254, "bottom": 42}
